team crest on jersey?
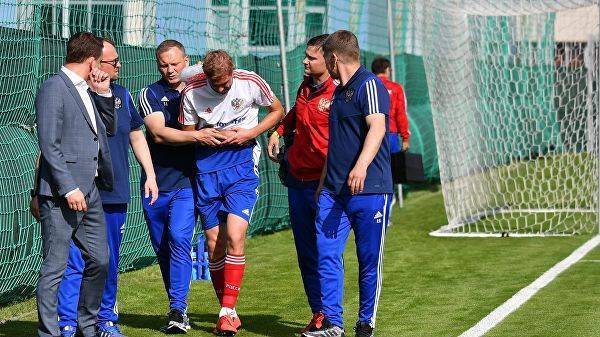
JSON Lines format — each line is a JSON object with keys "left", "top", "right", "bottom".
{"left": 114, "top": 96, "right": 122, "bottom": 109}
{"left": 318, "top": 98, "right": 331, "bottom": 112}
{"left": 231, "top": 98, "right": 245, "bottom": 111}
{"left": 345, "top": 88, "right": 355, "bottom": 102}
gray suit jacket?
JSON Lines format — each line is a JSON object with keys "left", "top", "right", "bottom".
{"left": 36, "top": 70, "right": 115, "bottom": 198}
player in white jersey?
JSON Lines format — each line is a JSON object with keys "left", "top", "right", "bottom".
{"left": 179, "top": 50, "right": 284, "bottom": 336}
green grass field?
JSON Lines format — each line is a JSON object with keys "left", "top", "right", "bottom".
{"left": 1, "top": 188, "right": 598, "bottom": 337}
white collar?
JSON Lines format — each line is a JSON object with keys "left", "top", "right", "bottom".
{"left": 61, "top": 66, "right": 89, "bottom": 90}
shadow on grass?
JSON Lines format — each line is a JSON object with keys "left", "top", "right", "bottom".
{"left": 119, "top": 312, "right": 302, "bottom": 336}
{"left": 0, "top": 320, "right": 38, "bottom": 337}
{"left": 0, "top": 313, "right": 302, "bottom": 337}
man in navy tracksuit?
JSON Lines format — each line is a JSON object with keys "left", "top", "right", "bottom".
{"left": 138, "top": 40, "right": 221, "bottom": 333}
{"left": 303, "top": 30, "right": 392, "bottom": 337}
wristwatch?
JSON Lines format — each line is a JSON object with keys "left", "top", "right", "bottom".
{"left": 268, "top": 129, "right": 280, "bottom": 137}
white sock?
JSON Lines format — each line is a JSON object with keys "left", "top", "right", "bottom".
{"left": 219, "top": 307, "right": 236, "bottom": 317}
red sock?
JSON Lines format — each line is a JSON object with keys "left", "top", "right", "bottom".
{"left": 222, "top": 254, "right": 246, "bottom": 309}
{"left": 209, "top": 256, "right": 226, "bottom": 305}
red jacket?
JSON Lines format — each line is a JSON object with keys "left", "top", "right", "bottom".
{"left": 276, "top": 76, "right": 336, "bottom": 181}
{"left": 378, "top": 75, "right": 410, "bottom": 141}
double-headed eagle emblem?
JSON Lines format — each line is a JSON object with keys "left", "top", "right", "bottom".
{"left": 231, "top": 98, "right": 245, "bottom": 111}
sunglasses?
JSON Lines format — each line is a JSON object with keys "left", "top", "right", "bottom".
{"left": 100, "top": 58, "right": 120, "bottom": 68}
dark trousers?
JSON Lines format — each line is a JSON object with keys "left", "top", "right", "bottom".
{"left": 37, "top": 184, "right": 109, "bottom": 337}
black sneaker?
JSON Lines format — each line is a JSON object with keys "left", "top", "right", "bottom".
{"left": 301, "top": 318, "right": 346, "bottom": 337}
{"left": 160, "top": 309, "right": 188, "bottom": 334}
{"left": 354, "top": 322, "right": 374, "bottom": 337}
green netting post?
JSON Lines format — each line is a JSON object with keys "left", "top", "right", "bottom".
{"left": 387, "top": 0, "right": 396, "bottom": 82}
{"left": 276, "top": 0, "right": 291, "bottom": 111}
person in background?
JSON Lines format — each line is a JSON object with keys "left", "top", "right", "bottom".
{"left": 371, "top": 57, "right": 409, "bottom": 154}
{"left": 372, "top": 56, "right": 410, "bottom": 216}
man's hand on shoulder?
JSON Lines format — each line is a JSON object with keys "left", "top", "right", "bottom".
{"left": 89, "top": 68, "right": 111, "bottom": 94}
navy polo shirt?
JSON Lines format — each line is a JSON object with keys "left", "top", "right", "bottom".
{"left": 138, "top": 79, "right": 195, "bottom": 192}
{"left": 324, "top": 66, "right": 392, "bottom": 195}
{"left": 99, "top": 83, "right": 144, "bottom": 204}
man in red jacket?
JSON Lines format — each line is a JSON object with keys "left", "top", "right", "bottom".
{"left": 267, "top": 34, "right": 335, "bottom": 334}
{"left": 371, "top": 57, "right": 410, "bottom": 153}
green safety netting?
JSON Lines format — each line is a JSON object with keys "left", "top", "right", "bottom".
{"left": 0, "top": 125, "right": 40, "bottom": 302}
{"left": 0, "top": 0, "right": 438, "bottom": 303}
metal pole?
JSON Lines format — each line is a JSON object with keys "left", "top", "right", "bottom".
{"left": 596, "top": 1, "right": 600, "bottom": 235}
{"left": 87, "top": 0, "right": 92, "bottom": 32}
{"left": 388, "top": 0, "right": 402, "bottom": 208}
{"left": 62, "top": 0, "right": 70, "bottom": 39}
{"left": 51, "top": 0, "right": 57, "bottom": 36}
{"left": 387, "top": 0, "right": 396, "bottom": 82}
{"left": 397, "top": 183, "right": 403, "bottom": 208}
{"left": 276, "top": 0, "right": 291, "bottom": 111}
{"left": 324, "top": 0, "right": 329, "bottom": 34}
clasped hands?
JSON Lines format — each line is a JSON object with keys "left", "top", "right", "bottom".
{"left": 193, "top": 127, "right": 257, "bottom": 147}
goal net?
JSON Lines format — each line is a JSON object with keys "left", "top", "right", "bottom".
{"left": 419, "top": 0, "right": 600, "bottom": 236}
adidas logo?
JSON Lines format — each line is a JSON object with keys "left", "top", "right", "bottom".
{"left": 161, "top": 96, "right": 169, "bottom": 106}
{"left": 205, "top": 107, "right": 212, "bottom": 113}
{"left": 374, "top": 211, "right": 383, "bottom": 219}
{"left": 242, "top": 209, "right": 250, "bottom": 216}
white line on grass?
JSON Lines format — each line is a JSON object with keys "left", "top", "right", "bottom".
{"left": 459, "top": 234, "right": 600, "bottom": 337}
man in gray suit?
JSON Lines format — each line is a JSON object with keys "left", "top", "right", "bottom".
{"left": 36, "top": 32, "right": 116, "bottom": 337}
